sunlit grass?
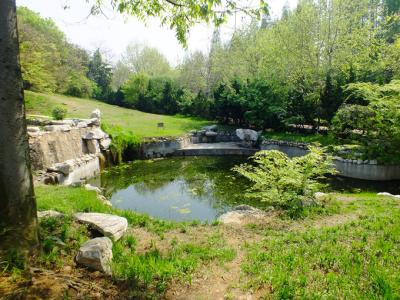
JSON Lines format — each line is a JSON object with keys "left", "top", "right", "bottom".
{"left": 25, "top": 90, "right": 211, "bottom": 138}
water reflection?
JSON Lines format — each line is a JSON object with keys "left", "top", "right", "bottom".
{"left": 88, "top": 156, "right": 400, "bottom": 221}
{"left": 88, "top": 156, "right": 252, "bottom": 222}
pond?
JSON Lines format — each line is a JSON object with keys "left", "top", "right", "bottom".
{"left": 88, "top": 156, "right": 400, "bottom": 222}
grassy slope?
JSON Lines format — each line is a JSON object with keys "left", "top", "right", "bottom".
{"left": 32, "top": 185, "right": 400, "bottom": 298}
{"left": 25, "top": 91, "right": 211, "bottom": 138}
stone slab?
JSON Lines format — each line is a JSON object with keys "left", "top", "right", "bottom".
{"left": 74, "top": 213, "right": 128, "bottom": 241}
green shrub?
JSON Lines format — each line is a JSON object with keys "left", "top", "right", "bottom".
{"left": 332, "top": 80, "right": 400, "bottom": 164}
{"left": 52, "top": 106, "right": 67, "bottom": 120}
{"left": 101, "top": 122, "right": 140, "bottom": 162}
{"left": 233, "top": 146, "right": 336, "bottom": 217}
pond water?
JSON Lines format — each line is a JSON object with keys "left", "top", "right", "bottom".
{"left": 88, "top": 156, "right": 400, "bottom": 222}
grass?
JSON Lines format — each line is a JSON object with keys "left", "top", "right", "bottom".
{"left": 8, "top": 186, "right": 399, "bottom": 298}
{"left": 34, "top": 185, "right": 236, "bottom": 297}
{"left": 35, "top": 185, "right": 179, "bottom": 234}
{"left": 25, "top": 91, "right": 211, "bottom": 138}
{"left": 242, "top": 193, "right": 400, "bottom": 298}
{"left": 112, "top": 233, "right": 235, "bottom": 296}
{"left": 263, "top": 131, "right": 337, "bottom": 146}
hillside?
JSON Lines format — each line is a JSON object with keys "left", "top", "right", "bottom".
{"left": 25, "top": 91, "right": 211, "bottom": 138}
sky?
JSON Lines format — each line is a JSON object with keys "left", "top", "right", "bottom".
{"left": 16, "top": 0, "right": 297, "bottom": 65}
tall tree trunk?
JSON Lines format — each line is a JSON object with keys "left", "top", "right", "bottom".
{"left": 0, "top": 0, "right": 39, "bottom": 254}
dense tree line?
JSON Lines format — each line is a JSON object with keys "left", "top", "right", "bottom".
{"left": 18, "top": 7, "right": 113, "bottom": 100}
{"left": 111, "top": 0, "right": 400, "bottom": 131}
{"left": 20, "top": 1, "right": 400, "bottom": 133}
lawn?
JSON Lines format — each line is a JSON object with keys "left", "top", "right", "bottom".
{"left": 263, "top": 131, "right": 337, "bottom": 146}
{"left": 24, "top": 91, "right": 211, "bottom": 138}
{"left": 15, "top": 186, "right": 397, "bottom": 298}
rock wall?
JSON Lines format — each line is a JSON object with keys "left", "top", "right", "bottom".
{"left": 260, "top": 140, "right": 309, "bottom": 157}
{"left": 261, "top": 139, "right": 400, "bottom": 181}
{"left": 29, "top": 126, "right": 93, "bottom": 170}
{"left": 28, "top": 111, "right": 112, "bottom": 185}
{"left": 333, "top": 159, "right": 400, "bottom": 180}
{"left": 140, "top": 136, "right": 191, "bottom": 158}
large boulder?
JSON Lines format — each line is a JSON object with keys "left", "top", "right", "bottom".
{"left": 205, "top": 131, "right": 218, "bottom": 137}
{"left": 86, "top": 139, "right": 101, "bottom": 154}
{"left": 49, "top": 119, "right": 75, "bottom": 126}
{"left": 43, "top": 125, "right": 71, "bottom": 132}
{"left": 50, "top": 160, "right": 75, "bottom": 175}
{"left": 203, "top": 125, "right": 218, "bottom": 132}
{"left": 84, "top": 183, "right": 102, "bottom": 194}
{"left": 37, "top": 210, "right": 64, "bottom": 219}
{"left": 91, "top": 109, "right": 101, "bottom": 119}
{"left": 27, "top": 126, "right": 40, "bottom": 133}
{"left": 235, "top": 129, "right": 260, "bottom": 142}
{"left": 100, "top": 138, "right": 112, "bottom": 150}
{"left": 83, "top": 128, "right": 107, "bottom": 140}
{"left": 218, "top": 205, "right": 268, "bottom": 225}
{"left": 73, "top": 212, "right": 128, "bottom": 241}
{"left": 378, "top": 192, "right": 400, "bottom": 199}
{"left": 75, "top": 237, "right": 113, "bottom": 274}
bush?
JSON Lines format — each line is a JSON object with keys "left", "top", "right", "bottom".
{"left": 332, "top": 80, "right": 400, "bottom": 164}
{"left": 52, "top": 106, "right": 67, "bottom": 120}
{"left": 233, "top": 146, "right": 336, "bottom": 217}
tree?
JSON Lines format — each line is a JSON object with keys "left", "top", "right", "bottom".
{"left": 0, "top": 0, "right": 39, "bottom": 254}
{"left": 87, "top": 49, "right": 112, "bottom": 100}
{"left": 1, "top": 0, "right": 265, "bottom": 255}
{"left": 18, "top": 7, "right": 95, "bottom": 96}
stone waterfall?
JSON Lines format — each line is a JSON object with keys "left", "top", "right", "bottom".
{"left": 28, "top": 110, "right": 112, "bottom": 185}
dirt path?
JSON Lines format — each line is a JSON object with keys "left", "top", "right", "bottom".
{"left": 165, "top": 226, "right": 262, "bottom": 300}
{"left": 163, "top": 210, "right": 361, "bottom": 300}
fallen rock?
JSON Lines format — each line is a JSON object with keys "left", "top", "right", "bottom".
{"left": 218, "top": 205, "right": 267, "bottom": 225}
{"left": 49, "top": 119, "right": 75, "bottom": 126}
{"left": 27, "top": 126, "right": 40, "bottom": 133}
{"left": 74, "top": 213, "right": 128, "bottom": 241}
{"left": 75, "top": 237, "right": 113, "bottom": 274}
{"left": 378, "top": 192, "right": 400, "bottom": 199}
{"left": 50, "top": 160, "right": 75, "bottom": 175}
{"left": 84, "top": 184, "right": 102, "bottom": 194}
{"left": 97, "top": 195, "right": 113, "bottom": 207}
{"left": 44, "top": 125, "right": 71, "bottom": 132}
{"left": 314, "top": 192, "right": 328, "bottom": 200}
{"left": 99, "top": 138, "right": 112, "bottom": 150}
{"left": 91, "top": 109, "right": 101, "bottom": 119}
{"left": 203, "top": 125, "right": 218, "bottom": 131}
{"left": 83, "top": 128, "right": 107, "bottom": 140}
{"left": 205, "top": 131, "right": 218, "bottom": 137}
{"left": 37, "top": 210, "right": 64, "bottom": 219}
{"left": 86, "top": 139, "right": 101, "bottom": 154}
{"left": 236, "top": 129, "right": 260, "bottom": 142}
{"left": 77, "top": 121, "right": 88, "bottom": 128}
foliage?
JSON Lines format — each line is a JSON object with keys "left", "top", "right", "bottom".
{"left": 51, "top": 106, "right": 67, "bottom": 120}
{"left": 94, "top": 0, "right": 267, "bottom": 45}
{"left": 122, "top": 72, "right": 150, "bottom": 108}
{"left": 17, "top": 7, "right": 95, "bottom": 96}
{"left": 234, "top": 147, "right": 336, "bottom": 217}
{"left": 101, "top": 122, "right": 140, "bottom": 162}
{"left": 87, "top": 49, "right": 113, "bottom": 101}
{"left": 112, "top": 42, "right": 172, "bottom": 91}
{"left": 332, "top": 80, "right": 400, "bottom": 163}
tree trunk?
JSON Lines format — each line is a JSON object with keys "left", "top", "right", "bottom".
{"left": 0, "top": 0, "right": 39, "bottom": 254}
